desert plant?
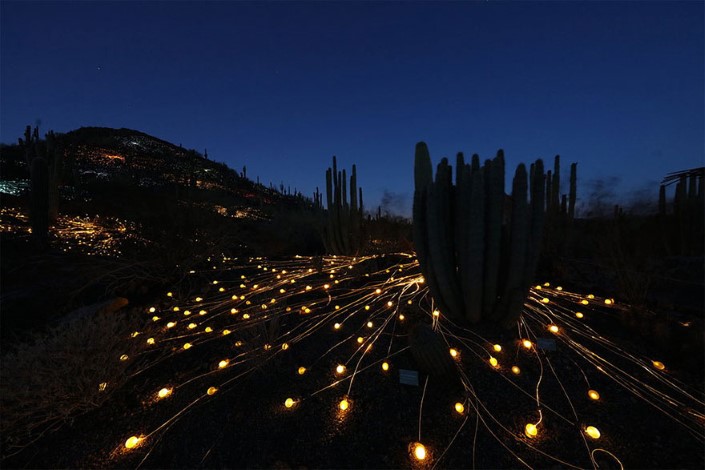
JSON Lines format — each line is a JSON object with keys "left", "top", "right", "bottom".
{"left": 0, "top": 306, "right": 145, "bottom": 457}
{"left": 321, "top": 156, "right": 364, "bottom": 255}
{"left": 413, "top": 142, "right": 545, "bottom": 327}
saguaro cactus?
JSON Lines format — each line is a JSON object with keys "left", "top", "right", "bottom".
{"left": 413, "top": 142, "right": 546, "bottom": 327}
{"left": 321, "top": 156, "right": 364, "bottom": 255}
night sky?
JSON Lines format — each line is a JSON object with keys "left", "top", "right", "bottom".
{"left": 2, "top": 1, "right": 703, "bottom": 216}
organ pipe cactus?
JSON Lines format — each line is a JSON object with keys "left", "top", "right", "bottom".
{"left": 322, "top": 156, "right": 364, "bottom": 255}
{"left": 413, "top": 142, "right": 546, "bottom": 327}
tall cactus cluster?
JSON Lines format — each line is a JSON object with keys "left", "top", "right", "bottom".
{"left": 18, "top": 125, "right": 64, "bottom": 248}
{"left": 658, "top": 168, "right": 704, "bottom": 255}
{"left": 413, "top": 142, "right": 546, "bottom": 327}
{"left": 321, "top": 156, "right": 364, "bottom": 255}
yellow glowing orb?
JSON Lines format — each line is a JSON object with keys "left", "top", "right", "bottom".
{"left": 120, "top": 354, "right": 129, "bottom": 361}
{"left": 413, "top": 442, "right": 427, "bottom": 460}
{"left": 588, "top": 389, "right": 600, "bottom": 400}
{"left": 285, "top": 398, "right": 295, "bottom": 408}
{"left": 511, "top": 366, "right": 521, "bottom": 375}
{"left": 213, "top": 280, "right": 219, "bottom": 285}
{"left": 557, "top": 286, "right": 563, "bottom": 291}
{"left": 205, "top": 326, "right": 213, "bottom": 333}
{"left": 158, "top": 387, "right": 172, "bottom": 398}
{"left": 195, "top": 296, "right": 203, "bottom": 302}
{"left": 432, "top": 309, "right": 440, "bottom": 317}
{"left": 399, "top": 314, "right": 405, "bottom": 320}
{"left": 543, "top": 282, "right": 550, "bottom": 287}
{"left": 167, "top": 322, "right": 176, "bottom": 328}
{"left": 535, "top": 285, "right": 542, "bottom": 289}
{"left": 525, "top": 423, "right": 538, "bottom": 438}
{"left": 218, "top": 360, "right": 229, "bottom": 369}
{"left": 588, "top": 294, "right": 595, "bottom": 299}
{"left": 298, "top": 366, "right": 306, "bottom": 375}
{"left": 184, "top": 310, "right": 191, "bottom": 316}
{"left": 167, "top": 292, "right": 173, "bottom": 297}
{"left": 124, "top": 435, "right": 143, "bottom": 449}
{"left": 235, "top": 341, "right": 243, "bottom": 347}
{"left": 652, "top": 360, "right": 666, "bottom": 370}
{"left": 324, "top": 284, "right": 330, "bottom": 289}
{"left": 449, "top": 348, "right": 459, "bottom": 358}
{"left": 522, "top": 339, "right": 532, "bottom": 349}
{"left": 382, "top": 361, "right": 389, "bottom": 371}
{"left": 334, "top": 323, "right": 341, "bottom": 330}
{"left": 147, "top": 337, "right": 155, "bottom": 345}
{"left": 387, "top": 301, "right": 393, "bottom": 307}
{"left": 149, "top": 307, "right": 156, "bottom": 313}
{"left": 207, "top": 386, "right": 218, "bottom": 396}
{"left": 152, "top": 316, "right": 160, "bottom": 321}
{"left": 339, "top": 398, "right": 349, "bottom": 411}
{"left": 281, "top": 343, "right": 289, "bottom": 350}
{"left": 493, "top": 344, "right": 502, "bottom": 352}
{"left": 243, "top": 313, "right": 250, "bottom": 319}
{"left": 575, "top": 312, "right": 584, "bottom": 319}
{"left": 336, "top": 364, "right": 346, "bottom": 374}
{"left": 548, "top": 324, "right": 559, "bottom": 333}
{"left": 303, "top": 308, "right": 311, "bottom": 314}
{"left": 585, "top": 426, "right": 601, "bottom": 439}
{"left": 357, "top": 337, "right": 364, "bottom": 344}
{"left": 199, "top": 309, "right": 207, "bottom": 315}
{"left": 173, "top": 306, "right": 180, "bottom": 312}
{"left": 489, "top": 357, "right": 499, "bottom": 368}
{"left": 183, "top": 343, "right": 192, "bottom": 350}
{"left": 367, "top": 321, "right": 374, "bottom": 328}
{"left": 541, "top": 297, "right": 550, "bottom": 304}
{"left": 364, "top": 305, "right": 370, "bottom": 311}
{"left": 581, "top": 299, "right": 589, "bottom": 305}
{"left": 188, "top": 323, "right": 197, "bottom": 329}
{"left": 375, "top": 288, "right": 382, "bottom": 294}
{"left": 223, "top": 329, "right": 231, "bottom": 336}
{"left": 454, "top": 402, "right": 465, "bottom": 414}
{"left": 604, "top": 298, "right": 613, "bottom": 305}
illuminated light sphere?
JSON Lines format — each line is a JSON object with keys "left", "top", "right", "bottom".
{"left": 207, "top": 386, "right": 218, "bottom": 396}
{"left": 167, "top": 322, "right": 176, "bottom": 328}
{"left": 449, "top": 348, "right": 459, "bottom": 358}
{"left": 364, "top": 305, "right": 370, "bottom": 311}
{"left": 152, "top": 315, "right": 160, "bottom": 321}
{"left": 183, "top": 343, "right": 192, "bottom": 350}
{"left": 511, "top": 366, "right": 521, "bottom": 375}
{"left": 454, "top": 402, "right": 465, "bottom": 414}
{"left": 281, "top": 343, "right": 289, "bottom": 350}
{"left": 604, "top": 298, "right": 613, "bottom": 305}
{"left": 306, "top": 285, "right": 312, "bottom": 291}
{"left": 375, "top": 288, "right": 382, "bottom": 294}
{"left": 548, "top": 324, "right": 559, "bottom": 333}
{"left": 195, "top": 297, "right": 203, "bottom": 302}
{"left": 298, "top": 366, "right": 307, "bottom": 375}
{"left": 286, "top": 307, "right": 292, "bottom": 312}
{"left": 98, "top": 382, "right": 108, "bottom": 392}
{"left": 235, "top": 341, "right": 243, "bottom": 347}
{"left": 541, "top": 298, "right": 550, "bottom": 304}
{"left": 324, "top": 284, "right": 330, "bottom": 289}
{"left": 407, "top": 300, "right": 412, "bottom": 304}
{"left": 489, "top": 357, "right": 499, "bottom": 368}
{"left": 147, "top": 337, "right": 155, "bottom": 345}
{"left": 213, "top": 280, "right": 219, "bottom": 285}
{"left": 149, "top": 307, "right": 156, "bottom": 313}
{"left": 279, "top": 288, "right": 286, "bottom": 294}
{"left": 412, "top": 442, "right": 427, "bottom": 461}
{"left": 556, "top": 286, "right": 563, "bottom": 291}
{"left": 585, "top": 426, "right": 601, "bottom": 439}
{"left": 525, "top": 423, "right": 538, "bottom": 438}
{"left": 223, "top": 329, "right": 232, "bottom": 336}
{"left": 184, "top": 310, "right": 191, "bottom": 316}
{"left": 336, "top": 364, "right": 346, "bottom": 374}
{"left": 158, "top": 387, "right": 172, "bottom": 398}
{"left": 334, "top": 323, "right": 341, "bottom": 330}
{"left": 522, "top": 339, "right": 533, "bottom": 349}
{"left": 432, "top": 309, "right": 440, "bottom": 318}
{"left": 387, "top": 301, "right": 393, "bottom": 307}
{"left": 119, "top": 354, "right": 129, "bottom": 361}
{"left": 285, "top": 398, "right": 295, "bottom": 408}
{"left": 188, "top": 323, "right": 197, "bottom": 329}
{"left": 264, "top": 344, "right": 272, "bottom": 350}
{"left": 652, "top": 360, "right": 666, "bottom": 370}
{"left": 124, "top": 436, "right": 143, "bottom": 449}
{"left": 173, "top": 306, "right": 180, "bottom": 312}
{"left": 199, "top": 310, "right": 207, "bottom": 315}
{"left": 303, "top": 308, "right": 311, "bottom": 314}
{"left": 535, "top": 285, "right": 542, "bottom": 290}
{"left": 167, "top": 292, "right": 173, "bottom": 297}
{"left": 575, "top": 312, "right": 584, "bottom": 319}
{"left": 367, "top": 321, "right": 374, "bottom": 328}
{"left": 334, "top": 305, "right": 340, "bottom": 310}
{"left": 588, "top": 294, "right": 595, "bottom": 299}
{"left": 399, "top": 314, "right": 405, "bottom": 321}
{"left": 339, "top": 398, "right": 350, "bottom": 411}
{"left": 581, "top": 299, "right": 589, "bottom": 305}
{"left": 219, "top": 287, "right": 225, "bottom": 292}
{"left": 382, "top": 361, "right": 389, "bottom": 371}
{"left": 543, "top": 282, "right": 550, "bottom": 287}
{"left": 493, "top": 344, "right": 502, "bottom": 352}
{"left": 232, "top": 295, "right": 238, "bottom": 300}
{"left": 243, "top": 313, "right": 251, "bottom": 319}
{"left": 357, "top": 337, "right": 364, "bottom": 344}
{"left": 218, "top": 360, "right": 229, "bottom": 369}
{"left": 205, "top": 327, "right": 213, "bottom": 333}
{"left": 588, "top": 389, "right": 600, "bottom": 400}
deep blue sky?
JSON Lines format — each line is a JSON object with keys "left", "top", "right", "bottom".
{"left": 2, "top": 1, "right": 703, "bottom": 216}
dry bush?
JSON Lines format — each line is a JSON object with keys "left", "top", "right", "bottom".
{"left": 0, "top": 307, "right": 145, "bottom": 456}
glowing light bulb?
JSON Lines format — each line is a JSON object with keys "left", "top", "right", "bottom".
{"left": 382, "top": 361, "right": 389, "bottom": 371}
{"left": 207, "top": 386, "right": 218, "bottom": 395}
{"left": 183, "top": 342, "right": 192, "bottom": 350}
{"left": 604, "top": 298, "right": 613, "bottom": 305}
{"left": 493, "top": 344, "right": 502, "bottom": 352}
{"left": 173, "top": 306, "right": 180, "bottom": 312}
{"left": 575, "top": 312, "right": 584, "bottom": 318}
{"left": 652, "top": 360, "right": 666, "bottom": 370}
{"left": 195, "top": 297, "right": 203, "bottom": 302}
{"left": 375, "top": 288, "right": 382, "bottom": 294}
{"left": 334, "top": 323, "right": 341, "bottom": 330}
{"left": 199, "top": 309, "right": 207, "bottom": 315}
{"left": 364, "top": 305, "right": 370, "bottom": 311}
{"left": 336, "top": 364, "right": 346, "bottom": 374}
{"left": 511, "top": 366, "right": 521, "bottom": 375}
{"left": 454, "top": 402, "right": 465, "bottom": 414}
{"left": 543, "top": 282, "right": 550, "bottom": 287}
{"left": 152, "top": 315, "right": 160, "bottom": 321}
{"left": 303, "top": 308, "right": 311, "bottom": 314}
{"left": 323, "top": 284, "right": 330, "bottom": 289}
{"left": 243, "top": 313, "right": 250, "bottom": 319}
{"left": 489, "top": 357, "right": 499, "bottom": 368}
{"left": 432, "top": 309, "right": 440, "bottom": 317}
{"left": 147, "top": 337, "right": 155, "bottom": 345}
{"left": 387, "top": 301, "right": 393, "bottom": 307}
{"left": 399, "top": 314, "right": 405, "bottom": 321}
{"left": 449, "top": 348, "right": 459, "bottom": 358}
{"left": 548, "top": 324, "right": 559, "bottom": 333}
{"left": 366, "top": 321, "right": 373, "bottom": 328}
{"left": 412, "top": 442, "right": 426, "bottom": 461}
{"left": 158, "top": 387, "right": 172, "bottom": 398}
{"left": 581, "top": 299, "right": 589, "bottom": 305}
{"left": 222, "top": 329, "right": 231, "bottom": 335}
{"left": 588, "top": 294, "right": 595, "bottom": 299}
{"left": 218, "top": 360, "right": 229, "bottom": 369}
{"left": 588, "top": 389, "right": 600, "bottom": 400}
{"left": 522, "top": 339, "right": 532, "bottom": 349}
{"left": 166, "top": 322, "right": 176, "bottom": 328}
{"left": 167, "top": 292, "right": 173, "bottom": 297}
{"left": 298, "top": 366, "right": 306, "bottom": 375}
{"left": 124, "top": 435, "right": 143, "bottom": 449}
{"left": 188, "top": 323, "right": 197, "bottom": 329}
{"left": 541, "top": 297, "right": 550, "bottom": 303}
{"left": 585, "top": 426, "right": 601, "bottom": 439}
{"left": 120, "top": 354, "right": 129, "bottom": 361}
{"left": 184, "top": 310, "right": 191, "bottom": 316}
{"left": 339, "top": 398, "right": 349, "bottom": 411}
{"left": 149, "top": 307, "right": 156, "bottom": 313}
{"left": 535, "top": 285, "right": 542, "bottom": 289}
{"left": 285, "top": 398, "right": 295, "bottom": 408}
{"left": 556, "top": 286, "right": 563, "bottom": 291}
{"left": 281, "top": 343, "right": 289, "bottom": 350}
{"left": 525, "top": 423, "right": 538, "bottom": 438}
{"left": 357, "top": 337, "right": 364, "bottom": 344}
{"left": 205, "top": 326, "right": 213, "bottom": 333}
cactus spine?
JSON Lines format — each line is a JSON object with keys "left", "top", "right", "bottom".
{"left": 322, "top": 156, "right": 363, "bottom": 255}
{"left": 413, "top": 143, "right": 546, "bottom": 326}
